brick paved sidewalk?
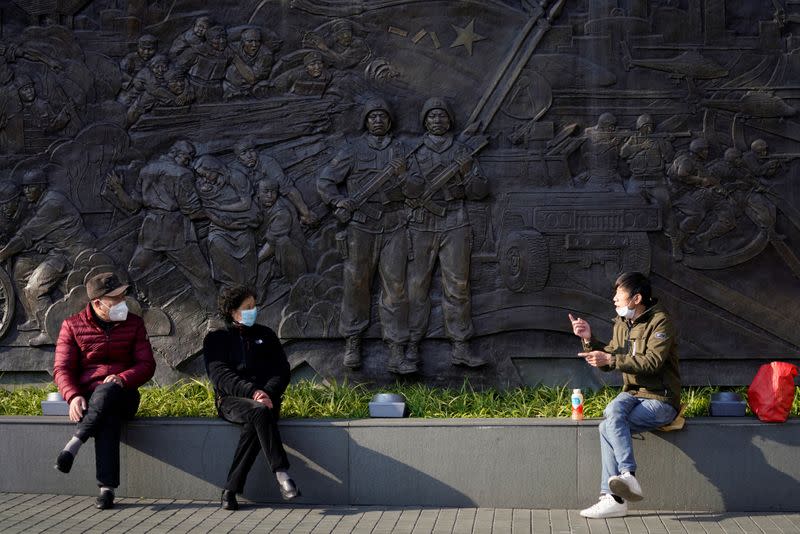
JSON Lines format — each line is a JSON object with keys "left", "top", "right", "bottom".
{"left": 1, "top": 493, "right": 798, "bottom": 533}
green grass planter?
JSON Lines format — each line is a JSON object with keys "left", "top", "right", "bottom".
{"left": 2, "top": 380, "right": 798, "bottom": 418}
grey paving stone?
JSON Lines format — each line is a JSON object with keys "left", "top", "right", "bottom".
{"left": 566, "top": 509, "right": 590, "bottom": 534}
{"left": 749, "top": 514, "right": 783, "bottom": 533}
{"left": 549, "top": 509, "right": 571, "bottom": 534}
{"left": 512, "top": 508, "right": 532, "bottom": 534}
{"left": 452, "top": 507, "right": 476, "bottom": 534}
{"left": 733, "top": 516, "right": 768, "bottom": 534}
{"left": 411, "top": 508, "right": 441, "bottom": 534}
{"left": 531, "top": 509, "right": 553, "bottom": 534}
{"left": 1, "top": 494, "right": 798, "bottom": 534}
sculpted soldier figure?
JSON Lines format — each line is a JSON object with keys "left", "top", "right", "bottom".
{"left": 406, "top": 97, "right": 489, "bottom": 368}
{"left": 223, "top": 28, "right": 274, "bottom": 100}
{"left": 230, "top": 136, "right": 318, "bottom": 226}
{"left": 124, "top": 55, "right": 184, "bottom": 125}
{"left": 255, "top": 178, "right": 307, "bottom": 292}
{"left": 308, "top": 19, "right": 370, "bottom": 70}
{"left": 743, "top": 139, "right": 782, "bottom": 179}
{"left": 317, "top": 98, "right": 419, "bottom": 374}
{"left": 668, "top": 139, "right": 735, "bottom": 255}
{"left": 193, "top": 154, "right": 260, "bottom": 288}
{"left": 274, "top": 51, "right": 332, "bottom": 97}
{"left": 0, "top": 180, "right": 23, "bottom": 241}
{"left": 104, "top": 140, "right": 216, "bottom": 312}
{"left": 118, "top": 53, "right": 170, "bottom": 108}
{"left": 120, "top": 35, "right": 158, "bottom": 90}
{"left": 14, "top": 74, "right": 75, "bottom": 152}
{"left": 177, "top": 25, "right": 234, "bottom": 102}
{"left": 0, "top": 169, "right": 94, "bottom": 346}
{"left": 169, "top": 16, "right": 211, "bottom": 58}
{"left": 620, "top": 114, "right": 680, "bottom": 258}
{"left": 163, "top": 70, "right": 195, "bottom": 104}
{"left": 581, "top": 113, "right": 624, "bottom": 192}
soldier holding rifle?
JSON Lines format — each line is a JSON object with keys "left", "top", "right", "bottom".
{"left": 317, "top": 98, "right": 422, "bottom": 374}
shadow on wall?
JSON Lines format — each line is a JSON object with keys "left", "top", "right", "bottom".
{"left": 651, "top": 420, "right": 800, "bottom": 512}
{"left": 122, "top": 419, "right": 473, "bottom": 506}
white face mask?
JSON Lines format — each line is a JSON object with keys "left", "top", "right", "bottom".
{"left": 615, "top": 305, "right": 636, "bottom": 319}
{"left": 102, "top": 300, "right": 129, "bottom": 322}
{"left": 615, "top": 297, "right": 637, "bottom": 319}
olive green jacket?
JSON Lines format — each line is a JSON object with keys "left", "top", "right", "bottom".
{"left": 583, "top": 303, "right": 681, "bottom": 408}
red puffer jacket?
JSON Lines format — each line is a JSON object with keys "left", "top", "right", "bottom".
{"left": 54, "top": 304, "right": 156, "bottom": 404}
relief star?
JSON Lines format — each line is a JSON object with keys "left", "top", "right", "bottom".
{"left": 449, "top": 19, "right": 486, "bottom": 55}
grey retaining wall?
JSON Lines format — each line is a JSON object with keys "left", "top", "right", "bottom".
{"left": 0, "top": 417, "right": 797, "bottom": 512}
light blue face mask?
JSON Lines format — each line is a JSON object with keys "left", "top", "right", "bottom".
{"left": 239, "top": 307, "right": 257, "bottom": 327}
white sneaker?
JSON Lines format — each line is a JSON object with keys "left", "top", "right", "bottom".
{"left": 580, "top": 494, "right": 628, "bottom": 519}
{"left": 609, "top": 471, "right": 643, "bottom": 502}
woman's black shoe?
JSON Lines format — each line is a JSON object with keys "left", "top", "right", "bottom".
{"left": 55, "top": 450, "right": 74, "bottom": 473}
{"left": 279, "top": 479, "right": 300, "bottom": 501}
{"left": 221, "top": 489, "right": 239, "bottom": 510}
{"left": 95, "top": 490, "right": 114, "bottom": 510}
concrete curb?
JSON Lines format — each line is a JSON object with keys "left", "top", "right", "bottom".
{"left": 1, "top": 416, "right": 797, "bottom": 511}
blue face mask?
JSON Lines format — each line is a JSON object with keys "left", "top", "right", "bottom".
{"left": 239, "top": 307, "right": 257, "bottom": 327}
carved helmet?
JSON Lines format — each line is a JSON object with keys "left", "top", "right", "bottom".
{"left": 724, "top": 147, "right": 742, "bottom": 162}
{"left": 0, "top": 180, "right": 20, "bottom": 202}
{"left": 241, "top": 28, "right": 262, "bottom": 41}
{"left": 636, "top": 114, "right": 654, "bottom": 130}
{"left": 138, "top": 34, "right": 158, "bottom": 46}
{"left": 233, "top": 136, "right": 257, "bottom": 155}
{"left": 148, "top": 54, "right": 169, "bottom": 68}
{"left": 169, "top": 140, "right": 196, "bottom": 159}
{"left": 207, "top": 26, "right": 227, "bottom": 40}
{"left": 193, "top": 154, "right": 226, "bottom": 174}
{"left": 15, "top": 73, "right": 34, "bottom": 90}
{"left": 360, "top": 97, "right": 393, "bottom": 129}
{"left": 597, "top": 112, "right": 617, "bottom": 129}
{"left": 420, "top": 96, "right": 453, "bottom": 127}
{"left": 21, "top": 169, "right": 48, "bottom": 186}
{"left": 257, "top": 177, "right": 279, "bottom": 192}
{"left": 751, "top": 138, "right": 768, "bottom": 153}
{"left": 331, "top": 19, "right": 353, "bottom": 35}
{"left": 689, "top": 138, "right": 709, "bottom": 154}
{"left": 303, "top": 51, "right": 323, "bottom": 65}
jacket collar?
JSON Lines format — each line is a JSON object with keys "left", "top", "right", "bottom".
{"left": 423, "top": 133, "right": 454, "bottom": 153}
{"left": 615, "top": 302, "right": 661, "bottom": 326}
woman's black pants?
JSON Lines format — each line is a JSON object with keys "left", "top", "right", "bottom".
{"left": 218, "top": 396, "right": 290, "bottom": 493}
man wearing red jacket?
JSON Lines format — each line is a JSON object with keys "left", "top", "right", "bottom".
{"left": 53, "top": 272, "right": 156, "bottom": 510}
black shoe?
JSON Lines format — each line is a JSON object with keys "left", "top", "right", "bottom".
{"left": 55, "top": 450, "right": 74, "bottom": 473}
{"left": 95, "top": 490, "right": 114, "bottom": 510}
{"left": 279, "top": 479, "right": 301, "bottom": 501}
{"left": 221, "top": 489, "right": 239, "bottom": 511}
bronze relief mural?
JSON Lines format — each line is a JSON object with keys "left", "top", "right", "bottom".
{"left": 0, "top": 0, "right": 798, "bottom": 388}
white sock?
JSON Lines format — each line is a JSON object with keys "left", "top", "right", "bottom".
{"left": 100, "top": 486, "right": 114, "bottom": 495}
{"left": 64, "top": 436, "right": 82, "bottom": 456}
{"left": 275, "top": 470, "right": 290, "bottom": 484}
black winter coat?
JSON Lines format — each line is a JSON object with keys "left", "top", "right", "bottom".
{"left": 203, "top": 323, "right": 290, "bottom": 407}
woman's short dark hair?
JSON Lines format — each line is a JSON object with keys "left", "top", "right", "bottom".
{"left": 614, "top": 272, "right": 655, "bottom": 306}
{"left": 218, "top": 285, "right": 256, "bottom": 320}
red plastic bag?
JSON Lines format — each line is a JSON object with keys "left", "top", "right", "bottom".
{"left": 747, "top": 362, "right": 798, "bottom": 423}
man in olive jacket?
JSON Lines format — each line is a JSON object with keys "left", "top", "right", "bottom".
{"left": 569, "top": 272, "right": 681, "bottom": 519}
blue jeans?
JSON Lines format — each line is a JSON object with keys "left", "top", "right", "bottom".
{"left": 598, "top": 392, "right": 677, "bottom": 494}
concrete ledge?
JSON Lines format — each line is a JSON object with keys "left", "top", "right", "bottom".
{"left": 0, "top": 416, "right": 797, "bottom": 511}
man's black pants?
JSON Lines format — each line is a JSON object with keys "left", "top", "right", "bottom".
{"left": 218, "top": 396, "right": 290, "bottom": 493}
{"left": 74, "top": 382, "right": 140, "bottom": 488}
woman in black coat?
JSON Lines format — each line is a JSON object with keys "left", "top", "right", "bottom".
{"left": 203, "top": 285, "right": 300, "bottom": 510}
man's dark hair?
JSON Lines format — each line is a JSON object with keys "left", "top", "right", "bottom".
{"left": 614, "top": 272, "right": 655, "bottom": 306}
{"left": 218, "top": 285, "right": 256, "bottom": 321}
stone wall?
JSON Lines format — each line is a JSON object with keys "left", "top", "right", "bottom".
{"left": 0, "top": 0, "right": 798, "bottom": 388}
